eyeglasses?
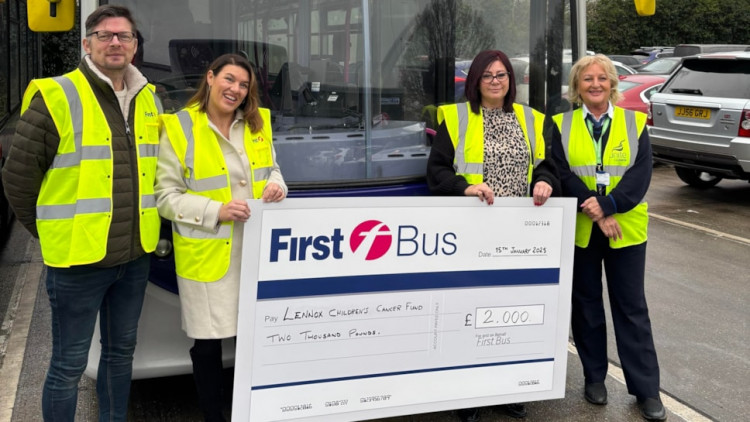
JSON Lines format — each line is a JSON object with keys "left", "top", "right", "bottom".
{"left": 86, "top": 31, "right": 136, "bottom": 43}
{"left": 481, "top": 72, "right": 509, "bottom": 83}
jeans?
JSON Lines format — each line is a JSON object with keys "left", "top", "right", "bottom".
{"left": 42, "top": 254, "right": 150, "bottom": 422}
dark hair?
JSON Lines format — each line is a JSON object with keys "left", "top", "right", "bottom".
{"left": 85, "top": 5, "right": 137, "bottom": 34}
{"left": 464, "top": 50, "right": 516, "bottom": 114}
{"left": 187, "top": 54, "right": 263, "bottom": 132}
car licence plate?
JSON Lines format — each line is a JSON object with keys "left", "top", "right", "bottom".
{"left": 674, "top": 106, "right": 711, "bottom": 120}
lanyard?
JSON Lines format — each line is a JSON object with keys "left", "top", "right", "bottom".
{"left": 585, "top": 115, "right": 610, "bottom": 165}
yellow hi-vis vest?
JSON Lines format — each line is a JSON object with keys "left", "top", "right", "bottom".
{"left": 160, "top": 104, "right": 274, "bottom": 282}
{"left": 437, "top": 102, "right": 546, "bottom": 193}
{"left": 23, "top": 69, "right": 162, "bottom": 267}
{"left": 553, "top": 107, "right": 648, "bottom": 248}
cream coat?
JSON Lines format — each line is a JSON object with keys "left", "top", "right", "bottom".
{"left": 155, "top": 111, "right": 287, "bottom": 339}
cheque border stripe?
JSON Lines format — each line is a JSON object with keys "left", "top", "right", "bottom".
{"left": 251, "top": 357, "right": 555, "bottom": 390}
{"left": 257, "top": 268, "right": 560, "bottom": 300}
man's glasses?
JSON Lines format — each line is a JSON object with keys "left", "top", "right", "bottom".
{"left": 481, "top": 72, "right": 509, "bottom": 83}
{"left": 87, "top": 31, "right": 136, "bottom": 43}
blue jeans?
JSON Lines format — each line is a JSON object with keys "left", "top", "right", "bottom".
{"left": 42, "top": 254, "right": 150, "bottom": 422}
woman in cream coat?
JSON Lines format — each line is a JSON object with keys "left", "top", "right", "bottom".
{"left": 155, "top": 53, "right": 286, "bottom": 422}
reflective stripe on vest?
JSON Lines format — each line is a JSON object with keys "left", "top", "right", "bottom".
{"left": 559, "top": 108, "right": 639, "bottom": 180}
{"left": 163, "top": 105, "right": 274, "bottom": 282}
{"left": 26, "top": 69, "right": 161, "bottom": 267}
{"left": 440, "top": 102, "right": 545, "bottom": 194}
{"left": 554, "top": 107, "right": 648, "bottom": 249}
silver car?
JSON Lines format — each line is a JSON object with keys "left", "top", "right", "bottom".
{"left": 647, "top": 51, "right": 750, "bottom": 188}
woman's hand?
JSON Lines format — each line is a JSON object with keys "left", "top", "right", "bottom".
{"left": 580, "top": 197, "right": 604, "bottom": 222}
{"left": 218, "top": 199, "right": 251, "bottom": 223}
{"left": 532, "top": 181, "right": 553, "bottom": 206}
{"left": 465, "top": 183, "right": 495, "bottom": 205}
{"left": 597, "top": 216, "right": 622, "bottom": 241}
{"left": 262, "top": 182, "right": 286, "bottom": 203}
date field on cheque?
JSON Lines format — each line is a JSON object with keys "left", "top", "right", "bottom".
{"left": 475, "top": 305, "right": 545, "bottom": 328}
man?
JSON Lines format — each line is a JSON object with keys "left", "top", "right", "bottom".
{"left": 2, "top": 5, "right": 162, "bottom": 421}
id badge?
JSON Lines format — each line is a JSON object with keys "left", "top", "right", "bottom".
{"left": 596, "top": 171, "right": 610, "bottom": 186}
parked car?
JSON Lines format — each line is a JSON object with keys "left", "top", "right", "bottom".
{"left": 607, "top": 54, "right": 644, "bottom": 69}
{"left": 512, "top": 55, "right": 633, "bottom": 107}
{"left": 454, "top": 59, "right": 472, "bottom": 101}
{"left": 636, "top": 57, "right": 682, "bottom": 76}
{"left": 616, "top": 74, "right": 666, "bottom": 114}
{"left": 673, "top": 44, "right": 749, "bottom": 57}
{"left": 612, "top": 61, "right": 637, "bottom": 76}
{"left": 512, "top": 55, "right": 574, "bottom": 106}
{"left": 648, "top": 51, "right": 750, "bottom": 188}
{"left": 511, "top": 55, "right": 538, "bottom": 106}
{"left": 632, "top": 46, "right": 674, "bottom": 64}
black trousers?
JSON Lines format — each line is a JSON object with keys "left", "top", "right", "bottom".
{"left": 570, "top": 226, "right": 660, "bottom": 399}
{"left": 190, "top": 339, "right": 226, "bottom": 422}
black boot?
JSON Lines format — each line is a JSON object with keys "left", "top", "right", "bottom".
{"left": 457, "top": 407, "right": 481, "bottom": 422}
{"left": 500, "top": 403, "right": 527, "bottom": 418}
{"left": 190, "top": 339, "right": 226, "bottom": 422}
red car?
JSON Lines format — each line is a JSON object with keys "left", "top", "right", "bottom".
{"left": 616, "top": 74, "right": 666, "bottom": 114}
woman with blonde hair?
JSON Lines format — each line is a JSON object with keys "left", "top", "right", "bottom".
{"left": 550, "top": 54, "right": 665, "bottom": 421}
{"left": 156, "top": 53, "right": 287, "bottom": 421}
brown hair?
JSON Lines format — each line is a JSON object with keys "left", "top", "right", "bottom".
{"left": 465, "top": 50, "right": 517, "bottom": 114}
{"left": 567, "top": 54, "right": 623, "bottom": 105}
{"left": 85, "top": 5, "right": 137, "bottom": 34}
{"left": 187, "top": 53, "right": 263, "bottom": 132}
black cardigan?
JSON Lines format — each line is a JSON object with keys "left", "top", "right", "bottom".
{"left": 426, "top": 118, "right": 561, "bottom": 197}
{"left": 549, "top": 113, "right": 652, "bottom": 216}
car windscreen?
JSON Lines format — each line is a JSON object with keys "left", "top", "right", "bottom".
{"left": 610, "top": 55, "right": 639, "bottom": 66}
{"left": 664, "top": 59, "right": 750, "bottom": 99}
{"left": 617, "top": 80, "right": 640, "bottom": 92}
{"left": 639, "top": 58, "right": 678, "bottom": 74}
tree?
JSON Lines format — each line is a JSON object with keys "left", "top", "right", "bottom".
{"left": 587, "top": 0, "right": 750, "bottom": 54}
{"left": 41, "top": 7, "right": 81, "bottom": 76}
{"left": 399, "top": 0, "right": 496, "bottom": 118}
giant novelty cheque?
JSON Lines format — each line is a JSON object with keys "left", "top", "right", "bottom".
{"left": 232, "top": 196, "right": 576, "bottom": 421}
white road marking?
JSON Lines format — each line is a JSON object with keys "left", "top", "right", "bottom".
{"left": 650, "top": 212, "right": 750, "bottom": 246}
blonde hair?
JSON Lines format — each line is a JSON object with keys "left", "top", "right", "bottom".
{"left": 567, "top": 54, "right": 623, "bottom": 106}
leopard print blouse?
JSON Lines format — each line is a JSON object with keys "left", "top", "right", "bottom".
{"left": 482, "top": 106, "right": 530, "bottom": 197}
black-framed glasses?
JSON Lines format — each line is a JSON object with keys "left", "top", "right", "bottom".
{"left": 87, "top": 31, "right": 136, "bottom": 43}
{"left": 481, "top": 72, "right": 509, "bottom": 83}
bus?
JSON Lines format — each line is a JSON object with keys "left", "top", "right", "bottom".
{"left": 0, "top": 0, "right": 41, "bottom": 237}
{"left": 19, "top": 0, "right": 655, "bottom": 379}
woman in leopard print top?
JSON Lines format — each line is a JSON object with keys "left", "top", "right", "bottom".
{"left": 426, "top": 49, "right": 560, "bottom": 422}
{"left": 427, "top": 49, "right": 560, "bottom": 207}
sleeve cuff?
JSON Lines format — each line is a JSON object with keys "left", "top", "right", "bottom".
{"left": 597, "top": 195, "right": 617, "bottom": 216}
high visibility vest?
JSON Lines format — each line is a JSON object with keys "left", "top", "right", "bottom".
{"left": 437, "top": 102, "right": 546, "bottom": 194}
{"left": 160, "top": 104, "right": 274, "bottom": 282}
{"left": 23, "top": 69, "right": 162, "bottom": 267}
{"left": 553, "top": 107, "right": 649, "bottom": 248}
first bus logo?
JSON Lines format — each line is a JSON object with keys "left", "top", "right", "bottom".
{"left": 268, "top": 219, "right": 456, "bottom": 263}
{"left": 349, "top": 220, "right": 392, "bottom": 260}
